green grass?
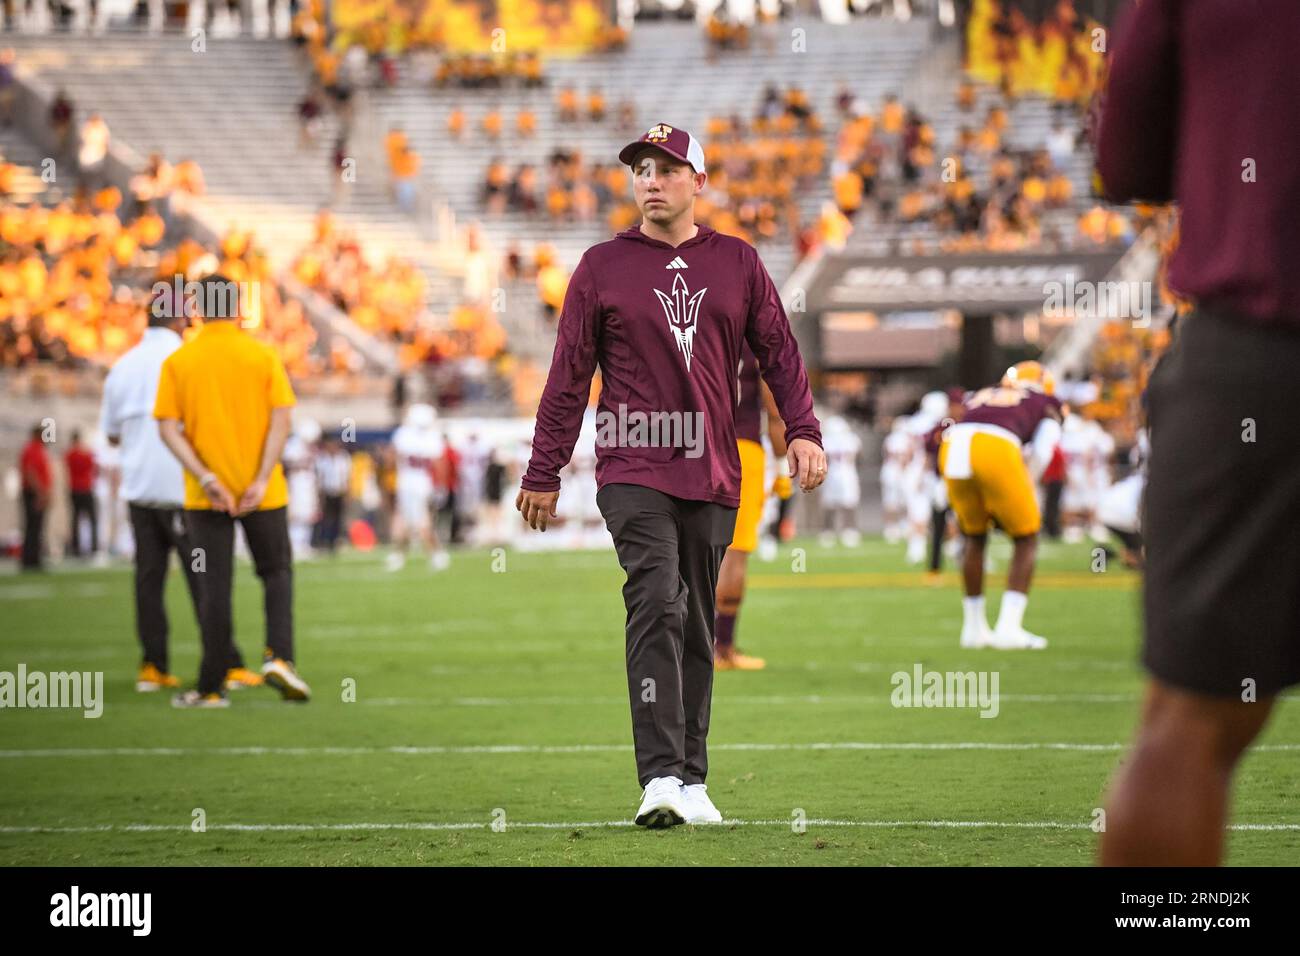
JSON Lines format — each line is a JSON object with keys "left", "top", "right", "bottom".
{"left": 1, "top": 538, "right": 1298, "bottom": 866}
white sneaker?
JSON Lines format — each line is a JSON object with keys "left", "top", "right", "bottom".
{"left": 634, "top": 776, "right": 686, "bottom": 828}
{"left": 989, "top": 626, "right": 1048, "bottom": 650}
{"left": 430, "top": 550, "right": 450, "bottom": 572}
{"left": 680, "top": 783, "right": 723, "bottom": 824}
{"left": 385, "top": 551, "right": 406, "bottom": 572}
{"left": 840, "top": 528, "right": 862, "bottom": 548}
{"left": 960, "top": 620, "right": 995, "bottom": 649}
{"left": 757, "top": 537, "right": 778, "bottom": 563}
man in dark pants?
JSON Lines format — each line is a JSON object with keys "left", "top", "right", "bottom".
{"left": 155, "top": 274, "right": 312, "bottom": 708}
{"left": 1097, "top": 0, "right": 1300, "bottom": 865}
{"left": 101, "top": 290, "right": 209, "bottom": 691}
{"left": 19, "top": 425, "right": 51, "bottom": 571}
{"left": 517, "top": 123, "right": 826, "bottom": 827}
{"left": 314, "top": 437, "right": 351, "bottom": 554}
{"left": 126, "top": 508, "right": 202, "bottom": 685}
{"left": 103, "top": 290, "right": 261, "bottom": 691}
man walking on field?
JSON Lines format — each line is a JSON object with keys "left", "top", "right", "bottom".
{"left": 517, "top": 123, "right": 826, "bottom": 827}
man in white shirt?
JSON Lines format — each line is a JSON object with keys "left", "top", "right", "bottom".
{"left": 99, "top": 292, "right": 225, "bottom": 692}
{"left": 386, "top": 403, "right": 449, "bottom": 571}
{"left": 819, "top": 415, "right": 864, "bottom": 548}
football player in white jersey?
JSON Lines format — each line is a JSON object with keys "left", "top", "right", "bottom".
{"left": 283, "top": 417, "right": 322, "bottom": 560}
{"left": 387, "top": 403, "right": 450, "bottom": 571}
{"left": 1058, "top": 412, "right": 1093, "bottom": 543}
{"left": 1098, "top": 427, "right": 1146, "bottom": 569}
{"left": 555, "top": 414, "right": 602, "bottom": 550}
{"left": 1086, "top": 419, "right": 1116, "bottom": 542}
{"left": 903, "top": 391, "right": 949, "bottom": 564}
{"left": 819, "top": 415, "right": 863, "bottom": 547}
{"left": 880, "top": 417, "right": 912, "bottom": 544}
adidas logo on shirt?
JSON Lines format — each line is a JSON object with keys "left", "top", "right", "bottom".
{"left": 665, "top": 256, "right": 689, "bottom": 269}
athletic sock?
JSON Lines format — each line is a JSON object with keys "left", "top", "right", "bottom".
{"left": 715, "top": 611, "right": 736, "bottom": 650}
{"left": 995, "top": 590, "right": 1028, "bottom": 633}
{"left": 961, "top": 595, "right": 986, "bottom": 631}
{"left": 928, "top": 509, "right": 946, "bottom": 571}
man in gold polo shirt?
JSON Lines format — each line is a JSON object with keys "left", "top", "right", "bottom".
{"left": 154, "top": 274, "right": 312, "bottom": 708}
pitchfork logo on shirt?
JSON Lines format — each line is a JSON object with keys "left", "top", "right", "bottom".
{"left": 654, "top": 272, "right": 708, "bottom": 372}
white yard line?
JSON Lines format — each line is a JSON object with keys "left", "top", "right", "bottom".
{"left": 3, "top": 741, "right": 1300, "bottom": 758}
{"left": 340, "top": 693, "right": 1143, "bottom": 707}
{"left": 3, "top": 818, "right": 1299, "bottom": 833}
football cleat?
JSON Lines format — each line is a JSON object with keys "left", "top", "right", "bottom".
{"left": 681, "top": 784, "right": 723, "bottom": 824}
{"left": 634, "top": 776, "right": 686, "bottom": 828}
{"left": 262, "top": 654, "right": 311, "bottom": 702}
{"left": 171, "top": 690, "right": 230, "bottom": 709}
{"left": 715, "top": 647, "right": 766, "bottom": 671}
{"left": 136, "top": 663, "right": 180, "bottom": 692}
{"left": 225, "top": 667, "right": 264, "bottom": 690}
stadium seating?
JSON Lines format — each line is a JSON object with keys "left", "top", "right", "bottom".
{"left": 835, "top": 69, "right": 1106, "bottom": 255}
{"left": 373, "top": 16, "right": 934, "bottom": 292}
{"left": 0, "top": 31, "right": 462, "bottom": 312}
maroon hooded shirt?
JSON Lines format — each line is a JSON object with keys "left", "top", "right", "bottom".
{"left": 521, "top": 224, "right": 821, "bottom": 508}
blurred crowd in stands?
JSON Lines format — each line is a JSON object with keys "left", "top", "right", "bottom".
{"left": 824, "top": 65, "right": 1122, "bottom": 255}
{"left": 964, "top": 0, "right": 1107, "bottom": 106}
{"left": 290, "top": 211, "right": 515, "bottom": 408}
{"left": 294, "top": 0, "right": 622, "bottom": 93}
{"left": 472, "top": 82, "right": 827, "bottom": 252}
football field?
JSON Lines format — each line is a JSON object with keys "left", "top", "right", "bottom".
{"left": 2, "top": 539, "right": 1298, "bottom": 866}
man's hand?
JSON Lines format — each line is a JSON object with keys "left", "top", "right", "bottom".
{"left": 787, "top": 437, "right": 828, "bottom": 493}
{"left": 516, "top": 488, "right": 559, "bottom": 531}
{"left": 203, "top": 476, "right": 238, "bottom": 514}
{"left": 236, "top": 477, "right": 269, "bottom": 516}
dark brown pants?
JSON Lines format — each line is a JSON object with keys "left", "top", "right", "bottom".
{"left": 597, "top": 484, "right": 737, "bottom": 787}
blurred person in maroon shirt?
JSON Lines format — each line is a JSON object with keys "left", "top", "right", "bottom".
{"left": 1097, "top": 0, "right": 1300, "bottom": 866}
{"left": 65, "top": 429, "right": 98, "bottom": 557}
{"left": 19, "top": 424, "right": 52, "bottom": 570}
